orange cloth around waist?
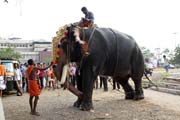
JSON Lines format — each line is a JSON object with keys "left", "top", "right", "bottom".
{"left": 0, "top": 65, "right": 6, "bottom": 76}
{"left": 26, "top": 65, "right": 34, "bottom": 80}
{"left": 28, "top": 80, "right": 40, "bottom": 96}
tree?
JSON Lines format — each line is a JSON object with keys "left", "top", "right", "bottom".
{"left": 171, "top": 45, "right": 180, "bottom": 65}
{"left": 0, "top": 48, "right": 21, "bottom": 60}
{"left": 162, "top": 48, "right": 170, "bottom": 55}
{"left": 141, "top": 47, "right": 154, "bottom": 58}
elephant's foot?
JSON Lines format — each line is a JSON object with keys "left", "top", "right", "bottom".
{"left": 125, "top": 91, "right": 135, "bottom": 99}
{"left": 134, "top": 90, "right": 144, "bottom": 100}
{"left": 80, "top": 101, "right": 94, "bottom": 111}
{"left": 73, "top": 98, "right": 82, "bottom": 108}
{"left": 104, "top": 88, "right": 108, "bottom": 92}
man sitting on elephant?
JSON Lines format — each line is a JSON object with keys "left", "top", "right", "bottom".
{"left": 79, "top": 7, "right": 94, "bottom": 27}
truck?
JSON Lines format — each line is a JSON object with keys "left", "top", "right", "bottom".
{"left": 1, "top": 59, "right": 20, "bottom": 92}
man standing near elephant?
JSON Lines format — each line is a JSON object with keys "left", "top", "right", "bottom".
{"left": 99, "top": 75, "right": 108, "bottom": 91}
{"left": 26, "top": 59, "right": 53, "bottom": 116}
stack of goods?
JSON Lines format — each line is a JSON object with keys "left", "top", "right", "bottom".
{"left": 52, "top": 25, "right": 68, "bottom": 64}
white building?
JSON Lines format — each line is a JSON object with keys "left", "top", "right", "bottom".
{"left": 0, "top": 38, "right": 52, "bottom": 63}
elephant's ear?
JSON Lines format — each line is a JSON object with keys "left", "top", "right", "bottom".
{"left": 66, "top": 26, "right": 75, "bottom": 42}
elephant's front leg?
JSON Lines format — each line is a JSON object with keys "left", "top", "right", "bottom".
{"left": 74, "top": 71, "right": 83, "bottom": 108}
{"left": 80, "top": 65, "right": 95, "bottom": 111}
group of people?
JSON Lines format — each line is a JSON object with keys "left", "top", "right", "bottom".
{"left": 14, "top": 61, "right": 58, "bottom": 97}
{"left": 1, "top": 6, "right": 112, "bottom": 116}
{"left": 145, "top": 55, "right": 171, "bottom": 76}
{"left": 26, "top": 7, "right": 174, "bottom": 116}
{"left": 94, "top": 76, "right": 120, "bottom": 91}
{"left": 0, "top": 59, "right": 58, "bottom": 116}
{"left": 23, "top": 62, "right": 58, "bottom": 91}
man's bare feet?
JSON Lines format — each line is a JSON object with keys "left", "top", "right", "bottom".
{"left": 30, "top": 111, "right": 40, "bottom": 116}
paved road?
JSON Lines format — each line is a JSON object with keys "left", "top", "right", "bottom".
{"left": 2, "top": 88, "right": 180, "bottom": 120}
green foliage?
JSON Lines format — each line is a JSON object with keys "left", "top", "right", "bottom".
{"left": 0, "top": 48, "right": 21, "bottom": 60}
{"left": 171, "top": 45, "right": 180, "bottom": 65}
{"left": 162, "top": 48, "right": 170, "bottom": 54}
{"left": 141, "top": 47, "right": 154, "bottom": 58}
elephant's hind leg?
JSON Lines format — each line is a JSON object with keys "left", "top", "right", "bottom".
{"left": 116, "top": 76, "right": 135, "bottom": 99}
{"left": 131, "top": 77, "right": 144, "bottom": 100}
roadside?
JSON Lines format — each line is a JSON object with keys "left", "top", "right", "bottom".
{"left": 2, "top": 87, "right": 180, "bottom": 120}
{"left": 2, "top": 68, "right": 180, "bottom": 120}
{"left": 144, "top": 89, "right": 180, "bottom": 112}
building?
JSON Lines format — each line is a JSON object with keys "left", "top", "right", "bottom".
{"left": 0, "top": 38, "right": 52, "bottom": 63}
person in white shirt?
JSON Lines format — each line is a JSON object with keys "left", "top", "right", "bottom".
{"left": 14, "top": 64, "right": 23, "bottom": 96}
{"left": 163, "top": 55, "right": 170, "bottom": 73}
{"left": 20, "top": 63, "right": 27, "bottom": 92}
{"left": 69, "top": 63, "right": 77, "bottom": 86}
{"left": 144, "top": 58, "right": 153, "bottom": 76}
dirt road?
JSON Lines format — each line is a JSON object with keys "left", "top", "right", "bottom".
{"left": 2, "top": 87, "right": 180, "bottom": 120}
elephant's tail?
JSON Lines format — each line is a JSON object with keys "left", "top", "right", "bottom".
{"left": 144, "top": 72, "right": 158, "bottom": 88}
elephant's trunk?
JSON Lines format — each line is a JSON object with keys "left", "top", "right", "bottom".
{"left": 53, "top": 58, "right": 63, "bottom": 81}
{"left": 64, "top": 80, "right": 83, "bottom": 99}
{"left": 55, "top": 59, "right": 83, "bottom": 99}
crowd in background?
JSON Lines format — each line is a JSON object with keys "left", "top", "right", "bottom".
{"left": 0, "top": 62, "right": 60, "bottom": 97}
{"left": 144, "top": 55, "right": 171, "bottom": 77}
{"left": 1, "top": 55, "right": 172, "bottom": 97}
{"left": 0, "top": 60, "right": 122, "bottom": 97}
{"left": 19, "top": 62, "right": 59, "bottom": 93}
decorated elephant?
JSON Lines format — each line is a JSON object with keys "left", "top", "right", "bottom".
{"left": 54, "top": 24, "right": 145, "bottom": 111}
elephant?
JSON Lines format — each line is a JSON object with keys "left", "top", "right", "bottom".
{"left": 54, "top": 25, "right": 145, "bottom": 111}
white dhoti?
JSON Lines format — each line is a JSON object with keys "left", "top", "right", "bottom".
{"left": 0, "top": 76, "right": 6, "bottom": 90}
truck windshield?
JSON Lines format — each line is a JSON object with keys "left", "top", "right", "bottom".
{"left": 2, "top": 62, "right": 14, "bottom": 72}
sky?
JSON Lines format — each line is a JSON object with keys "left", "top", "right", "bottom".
{"left": 0, "top": 0, "right": 180, "bottom": 51}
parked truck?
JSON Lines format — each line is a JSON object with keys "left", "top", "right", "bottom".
{"left": 1, "top": 59, "right": 20, "bottom": 92}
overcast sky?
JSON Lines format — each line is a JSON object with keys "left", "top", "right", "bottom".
{"left": 0, "top": 0, "right": 180, "bottom": 51}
